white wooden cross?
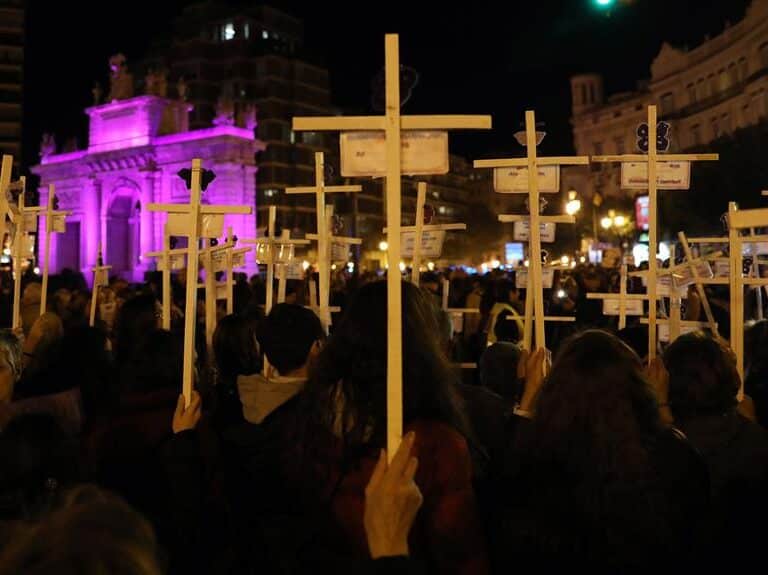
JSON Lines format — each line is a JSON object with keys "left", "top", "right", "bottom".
{"left": 390, "top": 182, "right": 466, "bottom": 286}
{"left": 144, "top": 224, "right": 187, "bottom": 331}
{"left": 241, "top": 205, "right": 310, "bottom": 317}
{"left": 37, "top": 185, "right": 70, "bottom": 317}
{"left": 198, "top": 227, "right": 250, "bottom": 353}
{"left": 726, "top": 202, "right": 768, "bottom": 383}
{"left": 586, "top": 264, "right": 653, "bottom": 330}
{"left": 0, "top": 155, "right": 19, "bottom": 248}
{"left": 89, "top": 243, "right": 111, "bottom": 328}
{"left": 285, "top": 152, "right": 361, "bottom": 331}
{"left": 674, "top": 231, "right": 721, "bottom": 336}
{"left": 291, "top": 34, "right": 491, "bottom": 457}
{"left": 591, "top": 105, "right": 718, "bottom": 359}
{"left": 148, "top": 158, "right": 252, "bottom": 405}
{"left": 474, "top": 111, "right": 587, "bottom": 350}
{"left": 9, "top": 177, "right": 34, "bottom": 330}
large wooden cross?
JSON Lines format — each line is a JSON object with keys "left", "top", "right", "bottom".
{"left": 241, "top": 205, "right": 310, "bottom": 317}
{"left": 9, "top": 177, "right": 33, "bottom": 330}
{"left": 591, "top": 105, "right": 718, "bottom": 359}
{"left": 0, "top": 155, "right": 19, "bottom": 247}
{"left": 144, "top": 224, "right": 187, "bottom": 331}
{"left": 474, "top": 111, "right": 587, "bottom": 350}
{"left": 586, "top": 264, "right": 651, "bottom": 330}
{"left": 37, "top": 185, "right": 70, "bottom": 316}
{"left": 285, "top": 152, "right": 361, "bottom": 331}
{"left": 389, "top": 182, "right": 467, "bottom": 286}
{"left": 291, "top": 34, "right": 490, "bottom": 457}
{"left": 89, "top": 243, "right": 111, "bottom": 328}
{"left": 148, "top": 158, "right": 252, "bottom": 405}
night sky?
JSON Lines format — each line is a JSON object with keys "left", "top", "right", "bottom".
{"left": 22, "top": 0, "right": 753, "bottom": 170}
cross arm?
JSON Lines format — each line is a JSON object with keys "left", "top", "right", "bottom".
{"left": 285, "top": 185, "right": 362, "bottom": 195}
{"left": 382, "top": 223, "right": 467, "bottom": 233}
{"left": 498, "top": 214, "right": 575, "bottom": 224}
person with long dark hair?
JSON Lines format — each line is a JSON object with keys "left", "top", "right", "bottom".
{"left": 295, "top": 280, "right": 487, "bottom": 574}
{"left": 495, "top": 330, "right": 709, "bottom": 572}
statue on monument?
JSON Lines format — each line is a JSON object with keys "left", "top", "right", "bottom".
{"left": 107, "top": 53, "right": 134, "bottom": 101}
{"left": 176, "top": 76, "right": 188, "bottom": 101}
{"left": 213, "top": 84, "right": 235, "bottom": 127}
{"left": 145, "top": 68, "right": 168, "bottom": 98}
{"left": 241, "top": 103, "right": 258, "bottom": 131}
{"left": 40, "top": 133, "right": 56, "bottom": 158}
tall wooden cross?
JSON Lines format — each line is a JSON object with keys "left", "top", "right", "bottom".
{"left": 0, "top": 155, "right": 19, "bottom": 247}
{"left": 291, "top": 34, "right": 490, "bottom": 457}
{"left": 726, "top": 202, "right": 768, "bottom": 382}
{"left": 474, "top": 111, "right": 587, "bottom": 350}
{"left": 9, "top": 177, "right": 32, "bottom": 330}
{"left": 586, "top": 264, "right": 651, "bottom": 330}
{"left": 148, "top": 158, "right": 252, "bottom": 405}
{"left": 384, "top": 181, "right": 467, "bottom": 286}
{"left": 285, "top": 152, "right": 361, "bottom": 331}
{"left": 144, "top": 224, "right": 187, "bottom": 331}
{"left": 591, "top": 105, "right": 718, "bottom": 359}
{"left": 37, "top": 184, "right": 70, "bottom": 316}
{"left": 242, "top": 205, "right": 310, "bottom": 317}
{"left": 89, "top": 243, "right": 111, "bottom": 328}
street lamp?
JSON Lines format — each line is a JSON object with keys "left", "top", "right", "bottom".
{"left": 378, "top": 240, "right": 388, "bottom": 252}
{"left": 565, "top": 189, "right": 581, "bottom": 216}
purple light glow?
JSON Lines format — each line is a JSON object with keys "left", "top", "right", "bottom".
{"left": 32, "top": 95, "right": 264, "bottom": 285}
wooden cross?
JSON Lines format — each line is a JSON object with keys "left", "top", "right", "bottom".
{"left": 391, "top": 182, "right": 467, "bottom": 286}
{"left": 0, "top": 155, "right": 20, "bottom": 247}
{"left": 241, "top": 205, "right": 310, "bottom": 317}
{"left": 726, "top": 202, "right": 768, "bottom": 383}
{"left": 285, "top": 152, "right": 361, "bottom": 331}
{"left": 675, "top": 231, "right": 721, "bottom": 335}
{"left": 291, "top": 34, "right": 490, "bottom": 458}
{"left": 89, "top": 243, "right": 111, "bottom": 328}
{"left": 9, "top": 177, "right": 31, "bottom": 330}
{"left": 474, "top": 111, "right": 587, "bottom": 350}
{"left": 144, "top": 224, "right": 187, "bottom": 331}
{"left": 591, "top": 105, "right": 718, "bottom": 359}
{"left": 37, "top": 184, "right": 70, "bottom": 317}
{"left": 148, "top": 158, "right": 252, "bottom": 405}
{"left": 586, "top": 264, "right": 652, "bottom": 330}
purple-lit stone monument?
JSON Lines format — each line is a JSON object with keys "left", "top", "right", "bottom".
{"left": 32, "top": 89, "right": 264, "bottom": 283}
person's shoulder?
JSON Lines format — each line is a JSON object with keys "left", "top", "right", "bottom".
{"left": 406, "top": 420, "right": 468, "bottom": 455}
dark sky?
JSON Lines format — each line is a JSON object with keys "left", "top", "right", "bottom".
{"left": 23, "top": 0, "right": 753, "bottom": 169}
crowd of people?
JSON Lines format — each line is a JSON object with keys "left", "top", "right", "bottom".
{"left": 0, "top": 260, "right": 767, "bottom": 574}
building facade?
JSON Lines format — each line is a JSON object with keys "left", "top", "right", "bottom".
{"left": 0, "top": 0, "right": 23, "bottom": 168}
{"left": 570, "top": 0, "right": 768, "bottom": 200}
{"left": 31, "top": 89, "right": 264, "bottom": 283}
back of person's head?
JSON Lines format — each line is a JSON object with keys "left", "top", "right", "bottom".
{"left": 114, "top": 294, "right": 159, "bottom": 364}
{"left": 0, "top": 414, "right": 78, "bottom": 520}
{"left": 213, "top": 314, "right": 260, "bottom": 381}
{"left": 617, "top": 324, "right": 649, "bottom": 361}
{"left": 0, "top": 329, "right": 22, "bottom": 385}
{"left": 745, "top": 320, "right": 768, "bottom": 427}
{"left": 494, "top": 309, "right": 520, "bottom": 343}
{"left": 664, "top": 331, "right": 739, "bottom": 418}
{"left": 532, "top": 330, "right": 660, "bottom": 479}
{"left": 128, "top": 329, "right": 183, "bottom": 393}
{"left": 58, "top": 326, "right": 113, "bottom": 421}
{"left": 304, "top": 280, "right": 468, "bottom": 451}
{"left": 479, "top": 342, "right": 521, "bottom": 401}
{"left": 0, "top": 486, "right": 162, "bottom": 575}
{"left": 259, "top": 304, "right": 324, "bottom": 375}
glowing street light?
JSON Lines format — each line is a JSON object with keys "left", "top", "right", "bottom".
{"left": 378, "top": 240, "right": 388, "bottom": 252}
{"left": 565, "top": 189, "right": 582, "bottom": 216}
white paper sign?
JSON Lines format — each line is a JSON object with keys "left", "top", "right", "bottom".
{"left": 94, "top": 269, "right": 109, "bottom": 287}
{"left": 24, "top": 234, "right": 34, "bottom": 255}
{"left": 513, "top": 221, "right": 556, "bottom": 243}
{"left": 670, "top": 260, "right": 714, "bottom": 288}
{"left": 340, "top": 131, "right": 449, "bottom": 177}
{"left": 494, "top": 166, "right": 560, "bottom": 194}
{"left": 400, "top": 230, "right": 446, "bottom": 258}
{"left": 515, "top": 268, "right": 555, "bottom": 289}
{"left": 52, "top": 214, "right": 67, "bottom": 233}
{"left": 277, "top": 261, "right": 304, "bottom": 280}
{"left": 602, "top": 298, "right": 644, "bottom": 316}
{"left": 215, "top": 283, "right": 228, "bottom": 300}
{"left": 231, "top": 250, "right": 247, "bottom": 268}
{"left": 714, "top": 260, "right": 730, "bottom": 278}
{"left": 331, "top": 242, "right": 349, "bottom": 262}
{"left": 658, "top": 324, "right": 699, "bottom": 343}
{"left": 621, "top": 161, "right": 691, "bottom": 190}
{"left": 641, "top": 274, "right": 686, "bottom": 297}
{"left": 211, "top": 251, "right": 227, "bottom": 272}
{"left": 167, "top": 213, "right": 223, "bottom": 238}
{"left": 157, "top": 253, "right": 186, "bottom": 271}
{"left": 24, "top": 213, "right": 37, "bottom": 231}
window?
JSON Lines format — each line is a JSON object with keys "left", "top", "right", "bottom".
{"left": 691, "top": 124, "right": 701, "bottom": 146}
{"left": 244, "top": 22, "right": 250, "bottom": 39}
{"left": 262, "top": 30, "right": 269, "bottom": 39}
{"left": 223, "top": 22, "right": 235, "bottom": 41}
{"left": 687, "top": 83, "right": 696, "bottom": 105}
{"left": 708, "top": 74, "right": 717, "bottom": 97}
{"left": 728, "top": 63, "right": 738, "bottom": 86}
{"left": 739, "top": 58, "right": 748, "bottom": 81}
{"left": 264, "top": 189, "right": 278, "bottom": 198}
{"left": 719, "top": 69, "right": 729, "bottom": 91}
{"left": 289, "top": 130, "right": 295, "bottom": 144}
{"left": 593, "top": 141, "right": 603, "bottom": 155}
{"left": 711, "top": 117, "right": 720, "bottom": 139}
{"left": 721, "top": 113, "right": 731, "bottom": 133}
{"left": 761, "top": 43, "right": 768, "bottom": 68}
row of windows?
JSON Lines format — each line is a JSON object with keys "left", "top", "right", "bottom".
{"left": 209, "top": 21, "right": 297, "bottom": 54}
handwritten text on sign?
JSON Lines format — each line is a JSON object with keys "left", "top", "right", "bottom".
{"left": 516, "top": 268, "right": 555, "bottom": 289}
{"left": 513, "top": 221, "right": 556, "bottom": 243}
{"left": 621, "top": 161, "right": 691, "bottom": 190}
{"left": 340, "top": 131, "right": 449, "bottom": 177}
{"left": 168, "top": 213, "right": 224, "bottom": 238}
{"left": 400, "top": 230, "right": 446, "bottom": 258}
{"left": 157, "top": 254, "right": 185, "bottom": 271}
{"left": 602, "top": 298, "right": 644, "bottom": 316}
{"left": 277, "top": 261, "right": 304, "bottom": 280}
{"left": 494, "top": 166, "right": 560, "bottom": 194}
{"left": 670, "top": 260, "right": 713, "bottom": 288}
